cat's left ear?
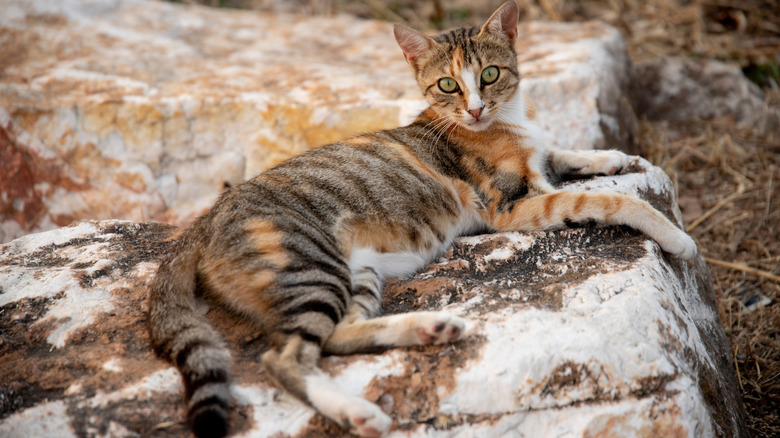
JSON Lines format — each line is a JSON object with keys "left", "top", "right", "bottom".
{"left": 394, "top": 24, "right": 436, "bottom": 69}
{"left": 480, "top": 1, "right": 519, "bottom": 44}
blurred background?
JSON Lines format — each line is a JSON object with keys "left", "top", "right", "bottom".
{"left": 177, "top": 0, "right": 779, "bottom": 79}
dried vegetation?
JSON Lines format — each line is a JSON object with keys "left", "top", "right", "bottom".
{"left": 643, "top": 116, "right": 779, "bottom": 437}
{"left": 179, "top": 0, "right": 780, "bottom": 435}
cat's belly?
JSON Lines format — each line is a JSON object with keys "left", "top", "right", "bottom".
{"left": 347, "top": 247, "right": 428, "bottom": 279}
{"left": 345, "top": 206, "right": 485, "bottom": 279}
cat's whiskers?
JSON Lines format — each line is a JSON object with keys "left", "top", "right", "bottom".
{"left": 432, "top": 117, "right": 457, "bottom": 148}
{"left": 407, "top": 114, "right": 448, "bottom": 156}
{"left": 417, "top": 116, "right": 445, "bottom": 145}
{"left": 428, "top": 114, "right": 453, "bottom": 141}
{"left": 443, "top": 119, "right": 459, "bottom": 145}
{"left": 429, "top": 115, "right": 453, "bottom": 138}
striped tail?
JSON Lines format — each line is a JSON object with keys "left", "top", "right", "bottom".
{"left": 148, "top": 232, "right": 232, "bottom": 438}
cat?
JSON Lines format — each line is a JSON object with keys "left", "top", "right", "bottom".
{"left": 147, "top": 1, "right": 697, "bottom": 437}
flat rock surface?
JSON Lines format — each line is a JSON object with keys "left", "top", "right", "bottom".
{"left": 0, "top": 158, "right": 746, "bottom": 437}
{"left": 1, "top": 0, "right": 634, "bottom": 242}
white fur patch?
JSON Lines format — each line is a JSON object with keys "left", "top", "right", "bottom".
{"left": 304, "top": 373, "right": 391, "bottom": 436}
{"left": 499, "top": 90, "right": 553, "bottom": 192}
{"left": 462, "top": 69, "right": 483, "bottom": 112}
{"left": 348, "top": 248, "right": 426, "bottom": 279}
{"left": 502, "top": 90, "right": 544, "bottom": 147}
{"left": 304, "top": 372, "right": 350, "bottom": 418}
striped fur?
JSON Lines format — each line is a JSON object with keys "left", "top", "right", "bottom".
{"left": 148, "top": 2, "right": 696, "bottom": 437}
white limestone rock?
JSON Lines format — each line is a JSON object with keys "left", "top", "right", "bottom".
{"left": 0, "top": 157, "right": 746, "bottom": 437}
{"left": 0, "top": 0, "right": 635, "bottom": 243}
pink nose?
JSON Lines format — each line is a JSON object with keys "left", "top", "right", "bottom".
{"left": 468, "top": 108, "right": 483, "bottom": 119}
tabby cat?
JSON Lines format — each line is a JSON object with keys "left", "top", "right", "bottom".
{"left": 148, "top": 2, "right": 697, "bottom": 437}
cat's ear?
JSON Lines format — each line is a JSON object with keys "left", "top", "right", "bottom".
{"left": 394, "top": 24, "right": 435, "bottom": 68}
{"left": 480, "top": 1, "right": 519, "bottom": 44}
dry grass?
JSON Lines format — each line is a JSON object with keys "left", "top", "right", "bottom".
{"left": 175, "top": 0, "right": 780, "bottom": 434}
{"left": 642, "top": 115, "right": 780, "bottom": 437}
{"left": 568, "top": 3, "right": 779, "bottom": 436}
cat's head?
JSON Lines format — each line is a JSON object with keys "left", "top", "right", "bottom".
{"left": 394, "top": 1, "right": 520, "bottom": 132}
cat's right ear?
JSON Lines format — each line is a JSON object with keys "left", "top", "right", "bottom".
{"left": 394, "top": 25, "right": 435, "bottom": 69}
{"left": 480, "top": 0, "right": 519, "bottom": 44}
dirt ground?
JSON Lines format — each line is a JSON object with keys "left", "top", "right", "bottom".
{"left": 179, "top": 0, "right": 780, "bottom": 435}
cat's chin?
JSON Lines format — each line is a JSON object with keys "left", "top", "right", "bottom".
{"left": 461, "top": 118, "right": 494, "bottom": 132}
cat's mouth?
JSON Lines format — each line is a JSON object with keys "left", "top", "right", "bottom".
{"left": 463, "top": 115, "right": 494, "bottom": 131}
{"left": 458, "top": 104, "right": 497, "bottom": 131}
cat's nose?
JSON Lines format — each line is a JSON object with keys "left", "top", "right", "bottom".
{"left": 468, "top": 108, "right": 483, "bottom": 119}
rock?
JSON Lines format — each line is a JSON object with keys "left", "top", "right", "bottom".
{"left": 632, "top": 57, "right": 780, "bottom": 137}
{"left": 1, "top": 0, "right": 635, "bottom": 243}
{"left": 0, "top": 157, "right": 747, "bottom": 437}
{"left": 519, "top": 21, "right": 638, "bottom": 155}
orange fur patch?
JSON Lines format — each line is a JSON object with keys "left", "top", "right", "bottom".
{"left": 338, "top": 215, "right": 451, "bottom": 255}
{"left": 451, "top": 46, "right": 465, "bottom": 73}
{"left": 200, "top": 220, "right": 291, "bottom": 313}
{"left": 490, "top": 192, "right": 639, "bottom": 232}
{"left": 234, "top": 270, "right": 277, "bottom": 312}
{"left": 543, "top": 193, "right": 562, "bottom": 218}
{"left": 341, "top": 218, "right": 411, "bottom": 254}
{"left": 201, "top": 257, "right": 278, "bottom": 313}
{"left": 452, "top": 179, "right": 482, "bottom": 214}
{"left": 574, "top": 193, "right": 587, "bottom": 215}
{"left": 442, "top": 121, "right": 546, "bottom": 221}
{"left": 245, "top": 219, "right": 290, "bottom": 268}
{"left": 344, "top": 137, "right": 376, "bottom": 147}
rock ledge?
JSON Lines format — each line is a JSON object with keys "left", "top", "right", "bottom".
{"left": 0, "top": 158, "right": 746, "bottom": 437}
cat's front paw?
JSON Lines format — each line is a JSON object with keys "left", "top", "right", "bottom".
{"left": 585, "top": 150, "right": 631, "bottom": 176}
{"left": 340, "top": 400, "right": 392, "bottom": 437}
{"left": 659, "top": 230, "right": 698, "bottom": 260}
{"left": 415, "top": 312, "right": 465, "bottom": 345}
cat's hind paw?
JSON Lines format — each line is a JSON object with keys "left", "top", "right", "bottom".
{"left": 415, "top": 312, "right": 465, "bottom": 345}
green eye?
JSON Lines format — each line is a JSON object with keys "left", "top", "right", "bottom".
{"left": 438, "top": 77, "right": 459, "bottom": 93}
{"left": 481, "top": 66, "right": 499, "bottom": 85}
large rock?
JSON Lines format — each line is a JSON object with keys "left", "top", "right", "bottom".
{"left": 0, "top": 0, "right": 635, "bottom": 243}
{"left": 0, "top": 157, "right": 746, "bottom": 437}
{"left": 631, "top": 57, "right": 780, "bottom": 136}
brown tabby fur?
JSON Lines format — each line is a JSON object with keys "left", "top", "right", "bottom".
{"left": 148, "top": 2, "right": 696, "bottom": 437}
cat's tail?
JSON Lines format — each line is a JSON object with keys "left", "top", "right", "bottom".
{"left": 148, "top": 227, "right": 232, "bottom": 438}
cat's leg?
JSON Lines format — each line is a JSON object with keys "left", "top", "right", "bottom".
{"left": 324, "top": 310, "right": 466, "bottom": 354}
{"left": 262, "top": 334, "right": 391, "bottom": 437}
{"left": 491, "top": 191, "right": 697, "bottom": 259}
{"left": 548, "top": 149, "right": 632, "bottom": 178}
{"left": 323, "top": 267, "right": 465, "bottom": 355}
{"left": 264, "top": 267, "right": 464, "bottom": 435}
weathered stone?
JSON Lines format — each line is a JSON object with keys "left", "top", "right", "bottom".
{"left": 0, "top": 157, "right": 746, "bottom": 437}
{"left": 1, "top": 0, "right": 635, "bottom": 242}
{"left": 632, "top": 57, "right": 780, "bottom": 137}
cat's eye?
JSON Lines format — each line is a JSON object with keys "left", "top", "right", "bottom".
{"left": 481, "top": 66, "right": 499, "bottom": 85}
{"left": 438, "top": 77, "right": 459, "bottom": 93}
